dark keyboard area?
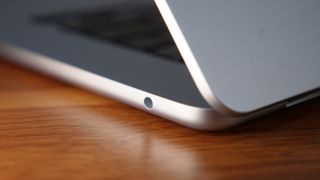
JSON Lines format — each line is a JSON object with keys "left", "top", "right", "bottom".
{"left": 35, "top": 2, "right": 184, "bottom": 63}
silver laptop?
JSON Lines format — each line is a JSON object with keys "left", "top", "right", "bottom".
{"left": 0, "top": 0, "right": 319, "bottom": 130}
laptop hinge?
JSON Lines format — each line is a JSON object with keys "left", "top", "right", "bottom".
{"left": 286, "top": 90, "right": 320, "bottom": 108}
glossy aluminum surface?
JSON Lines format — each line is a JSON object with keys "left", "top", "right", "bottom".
{"left": 0, "top": 44, "right": 283, "bottom": 130}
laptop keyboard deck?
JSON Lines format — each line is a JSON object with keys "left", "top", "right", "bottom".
{"left": 35, "top": 2, "right": 183, "bottom": 63}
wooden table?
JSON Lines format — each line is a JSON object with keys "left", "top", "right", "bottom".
{"left": 0, "top": 57, "right": 319, "bottom": 180}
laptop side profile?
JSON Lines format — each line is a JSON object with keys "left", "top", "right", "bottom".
{"left": 0, "top": 0, "right": 319, "bottom": 130}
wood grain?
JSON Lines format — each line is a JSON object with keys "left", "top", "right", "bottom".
{"left": 0, "top": 57, "right": 319, "bottom": 180}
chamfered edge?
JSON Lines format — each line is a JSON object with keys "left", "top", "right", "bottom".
{"left": 154, "top": 0, "right": 251, "bottom": 116}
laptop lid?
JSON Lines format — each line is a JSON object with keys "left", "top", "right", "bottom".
{"left": 155, "top": 0, "right": 320, "bottom": 115}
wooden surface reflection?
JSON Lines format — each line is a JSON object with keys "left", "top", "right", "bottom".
{"left": 0, "top": 58, "right": 319, "bottom": 180}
